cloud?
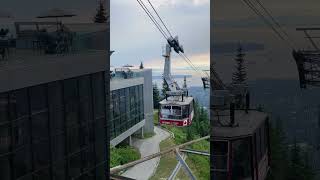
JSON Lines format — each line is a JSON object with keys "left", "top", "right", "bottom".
{"left": 143, "top": 52, "right": 209, "bottom": 70}
{"left": 151, "top": 0, "right": 209, "bottom": 8}
{"left": 111, "top": 0, "right": 209, "bottom": 68}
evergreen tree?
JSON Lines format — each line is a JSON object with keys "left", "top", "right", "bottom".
{"left": 267, "top": 118, "right": 290, "bottom": 180}
{"left": 232, "top": 44, "right": 247, "bottom": 84}
{"left": 139, "top": 61, "right": 144, "bottom": 69}
{"left": 94, "top": 1, "right": 108, "bottom": 23}
{"left": 161, "top": 75, "right": 170, "bottom": 98}
{"left": 153, "top": 83, "right": 160, "bottom": 109}
{"left": 267, "top": 119, "right": 315, "bottom": 180}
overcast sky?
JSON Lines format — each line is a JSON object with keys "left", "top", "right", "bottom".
{"left": 110, "top": 0, "right": 210, "bottom": 76}
{"left": 213, "top": 0, "right": 320, "bottom": 83}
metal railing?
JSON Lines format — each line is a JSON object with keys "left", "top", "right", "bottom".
{"left": 110, "top": 136, "right": 210, "bottom": 179}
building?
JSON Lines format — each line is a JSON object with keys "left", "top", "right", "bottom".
{"left": 0, "top": 22, "right": 109, "bottom": 180}
{"left": 110, "top": 67, "right": 154, "bottom": 146}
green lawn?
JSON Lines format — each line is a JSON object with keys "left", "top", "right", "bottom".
{"left": 150, "top": 125, "right": 210, "bottom": 179}
{"left": 110, "top": 145, "right": 141, "bottom": 168}
{"left": 149, "top": 137, "right": 178, "bottom": 180}
{"left": 151, "top": 107, "right": 210, "bottom": 179}
{"left": 154, "top": 109, "right": 159, "bottom": 125}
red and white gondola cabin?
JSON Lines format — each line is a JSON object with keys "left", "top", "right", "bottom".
{"left": 159, "top": 96, "right": 194, "bottom": 127}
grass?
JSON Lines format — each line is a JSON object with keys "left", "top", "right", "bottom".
{"left": 154, "top": 109, "right": 159, "bottom": 125}
{"left": 152, "top": 107, "right": 210, "bottom": 179}
{"left": 110, "top": 145, "right": 141, "bottom": 168}
{"left": 151, "top": 125, "right": 210, "bottom": 179}
{"left": 150, "top": 137, "right": 178, "bottom": 180}
{"left": 143, "top": 132, "right": 156, "bottom": 139}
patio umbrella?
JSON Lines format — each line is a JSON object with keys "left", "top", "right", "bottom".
{"left": 37, "top": 8, "right": 76, "bottom": 29}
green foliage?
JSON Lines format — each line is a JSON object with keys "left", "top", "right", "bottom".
{"left": 153, "top": 100, "right": 210, "bottom": 179}
{"left": 267, "top": 118, "right": 315, "bottom": 180}
{"left": 94, "top": 1, "right": 108, "bottom": 23}
{"left": 161, "top": 75, "right": 170, "bottom": 98}
{"left": 110, "top": 146, "right": 140, "bottom": 168}
{"left": 153, "top": 83, "right": 161, "bottom": 109}
{"left": 143, "top": 132, "right": 155, "bottom": 139}
{"left": 181, "top": 140, "right": 210, "bottom": 180}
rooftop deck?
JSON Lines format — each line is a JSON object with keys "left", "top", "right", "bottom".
{"left": 0, "top": 49, "right": 107, "bottom": 93}
{"left": 212, "top": 110, "right": 268, "bottom": 140}
{"left": 159, "top": 96, "right": 194, "bottom": 106}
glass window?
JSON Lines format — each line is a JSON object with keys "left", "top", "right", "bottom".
{"left": 212, "top": 141, "right": 228, "bottom": 170}
{"left": 0, "top": 123, "right": 10, "bottom": 154}
{"left": 255, "top": 129, "right": 262, "bottom": 162}
{"left": 30, "top": 85, "right": 47, "bottom": 113}
{"left": 31, "top": 112, "right": 49, "bottom": 141}
{"left": 0, "top": 155, "right": 11, "bottom": 180}
{"left": 172, "top": 106, "right": 182, "bottom": 116}
{"left": 63, "top": 79, "right": 78, "bottom": 103}
{"left": 33, "top": 167, "right": 50, "bottom": 180}
{"left": 50, "top": 109, "right": 64, "bottom": 133}
{"left": 52, "top": 160, "right": 66, "bottom": 180}
{"left": 232, "top": 138, "right": 252, "bottom": 180}
{"left": 65, "top": 103, "right": 79, "bottom": 128}
{"left": 52, "top": 133, "right": 65, "bottom": 162}
{"left": 13, "top": 146, "right": 32, "bottom": 179}
{"left": 13, "top": 118, "right": 29, "bottom": 148}
{"left": 67, "top": 126, "right": 80, "bottom": 154}
{"left": 10, "top": 89, "right": 29, "bottom": 119}
{"left": 78, "top": 75, "right": 91, "bottom": 98}
{"left": 33, "top": 141, "right": 50, "bottom": 170}
{"left": 48, "top": 81, "right": 63, "bottom": 109}
{"left": 0, "top": 93, "right": 8, "bottom": 123}
{"left": 68, "top": 153, "right": 82, "bottom": 179}
{"left": 79, "top": 99, "right": 92, "bottom": 124}
{"left": 92, "top": 72, "right": 105, "bottom": 118}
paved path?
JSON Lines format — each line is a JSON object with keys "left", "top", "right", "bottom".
{"left": 122, "top": 126, "right": 170, "bottom": 180}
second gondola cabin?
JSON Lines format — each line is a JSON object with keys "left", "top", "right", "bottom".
{"left": 211, "top": 109, "right": 270, "bottom": 180}
{"left": 159, "top": 95, "right": 194, "bottom": 127}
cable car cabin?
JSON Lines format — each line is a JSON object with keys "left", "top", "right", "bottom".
{"left": 211, "top": 110, "right": 270, "bottom": 180}
{"left": 159, "top": 96, "right": 194, "bottom": 127}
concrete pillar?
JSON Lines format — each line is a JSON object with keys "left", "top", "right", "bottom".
{"left": 141, "top": 127, "right": 144, "bottom": 138}
{"left": 129, "top": 135, "right": 132, "bottom": 146}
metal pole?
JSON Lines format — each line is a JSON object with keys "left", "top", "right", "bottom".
{"left": 175, "top": 149, "right": 196, "bottom": 180}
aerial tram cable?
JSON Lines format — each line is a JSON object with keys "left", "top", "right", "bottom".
{"left": 147, "top": 0, "right": 174, "bottom": 39}
{"left": 136, "top": 0, "right": 169, "bottom": 40}
{"left": 251, "top": 0, "right": 297, "bottom": 48}
{"left": 180, "top": 52, "right": 209, "bottom": 78}
{"left": 138, "top": 0, "right": 209, "bottom": 78}
{"left": 242, "top": 0, "right": 296, "bottom": 50}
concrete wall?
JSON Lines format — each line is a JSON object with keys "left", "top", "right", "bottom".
{"left": 142, "top": 69, "right": 154, "bottom": 133}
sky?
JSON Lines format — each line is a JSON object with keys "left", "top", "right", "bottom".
{"left": 213, "top": 0, "right": 320, "bottom": 83}
{"left": 110, "top": 0, "right": 210, "bottom": 78}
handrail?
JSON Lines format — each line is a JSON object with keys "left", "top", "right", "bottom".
{"left": 110, "top": 135, "right": 209, "bottom": 174}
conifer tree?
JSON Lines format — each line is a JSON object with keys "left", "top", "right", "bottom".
{"left": 153, "top": 83, "right": 160, "bottom": 109}
{"left": 94, "top": 1, "right": 108, "bottom": 23}
{"left": 161, "top": 75, "right": 170, "bottom": 98}
{"left": 232, "top": 44, "right": 247, "bottom": 84}
{"left": 139, "top": 61, "right": 144, "bottom": 69}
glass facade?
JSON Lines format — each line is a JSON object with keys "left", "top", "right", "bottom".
{"left": 110, "top": 85, "right": 144, "bottom": 139}
{"left": 0, "top": 72, "right": 107, "bottom": 180}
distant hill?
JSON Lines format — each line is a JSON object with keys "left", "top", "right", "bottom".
{"left": 152, "top": 75, "right": 192, "bottom": 79}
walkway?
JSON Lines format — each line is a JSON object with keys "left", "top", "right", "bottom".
{"left": 122, "top": 126, "right": 170, "bottom": 180}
